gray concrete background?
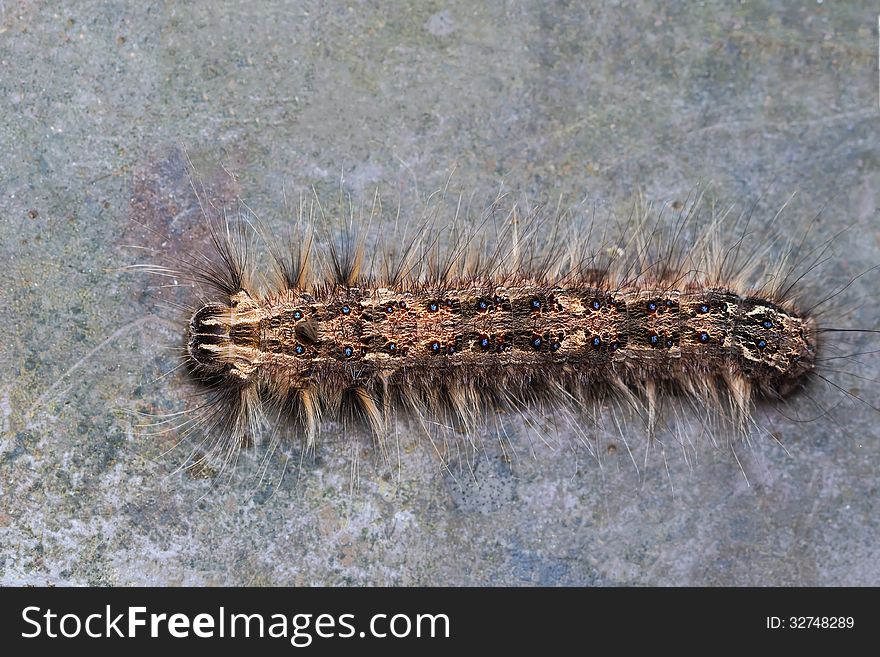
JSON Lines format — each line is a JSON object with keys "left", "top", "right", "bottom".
{"left": 1, "top": 1, "right": 879, "bottom": 585}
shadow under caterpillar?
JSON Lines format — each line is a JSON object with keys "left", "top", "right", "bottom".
{"left": 127, "top": 176, "right": 879, "bottom": 487}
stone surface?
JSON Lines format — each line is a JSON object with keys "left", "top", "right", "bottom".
{"left": 1, "top": 1, "right": 878, "bottom": 585}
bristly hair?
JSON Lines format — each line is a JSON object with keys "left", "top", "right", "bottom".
{"left": 127, "top": 180, "right": 879, "bottom": 488}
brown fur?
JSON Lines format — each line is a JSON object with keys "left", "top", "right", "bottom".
{"left": 128, "top": 185, "right": 875, "bottom": 479}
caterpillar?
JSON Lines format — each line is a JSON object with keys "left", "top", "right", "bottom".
{"left": 128, "top": 173, "right": 878, "bottom": 486}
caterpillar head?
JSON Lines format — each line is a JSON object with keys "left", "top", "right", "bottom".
{"left": 186, "top": 291, "right": 260, "bottom": 381}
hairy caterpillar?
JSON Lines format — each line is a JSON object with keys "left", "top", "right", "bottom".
{"left": 127, "top": 173, "right": 877, "bottom": 485}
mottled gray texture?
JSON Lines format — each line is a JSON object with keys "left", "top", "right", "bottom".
{"left": 1, "top": 1, "right": 878, "bottom": 586}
